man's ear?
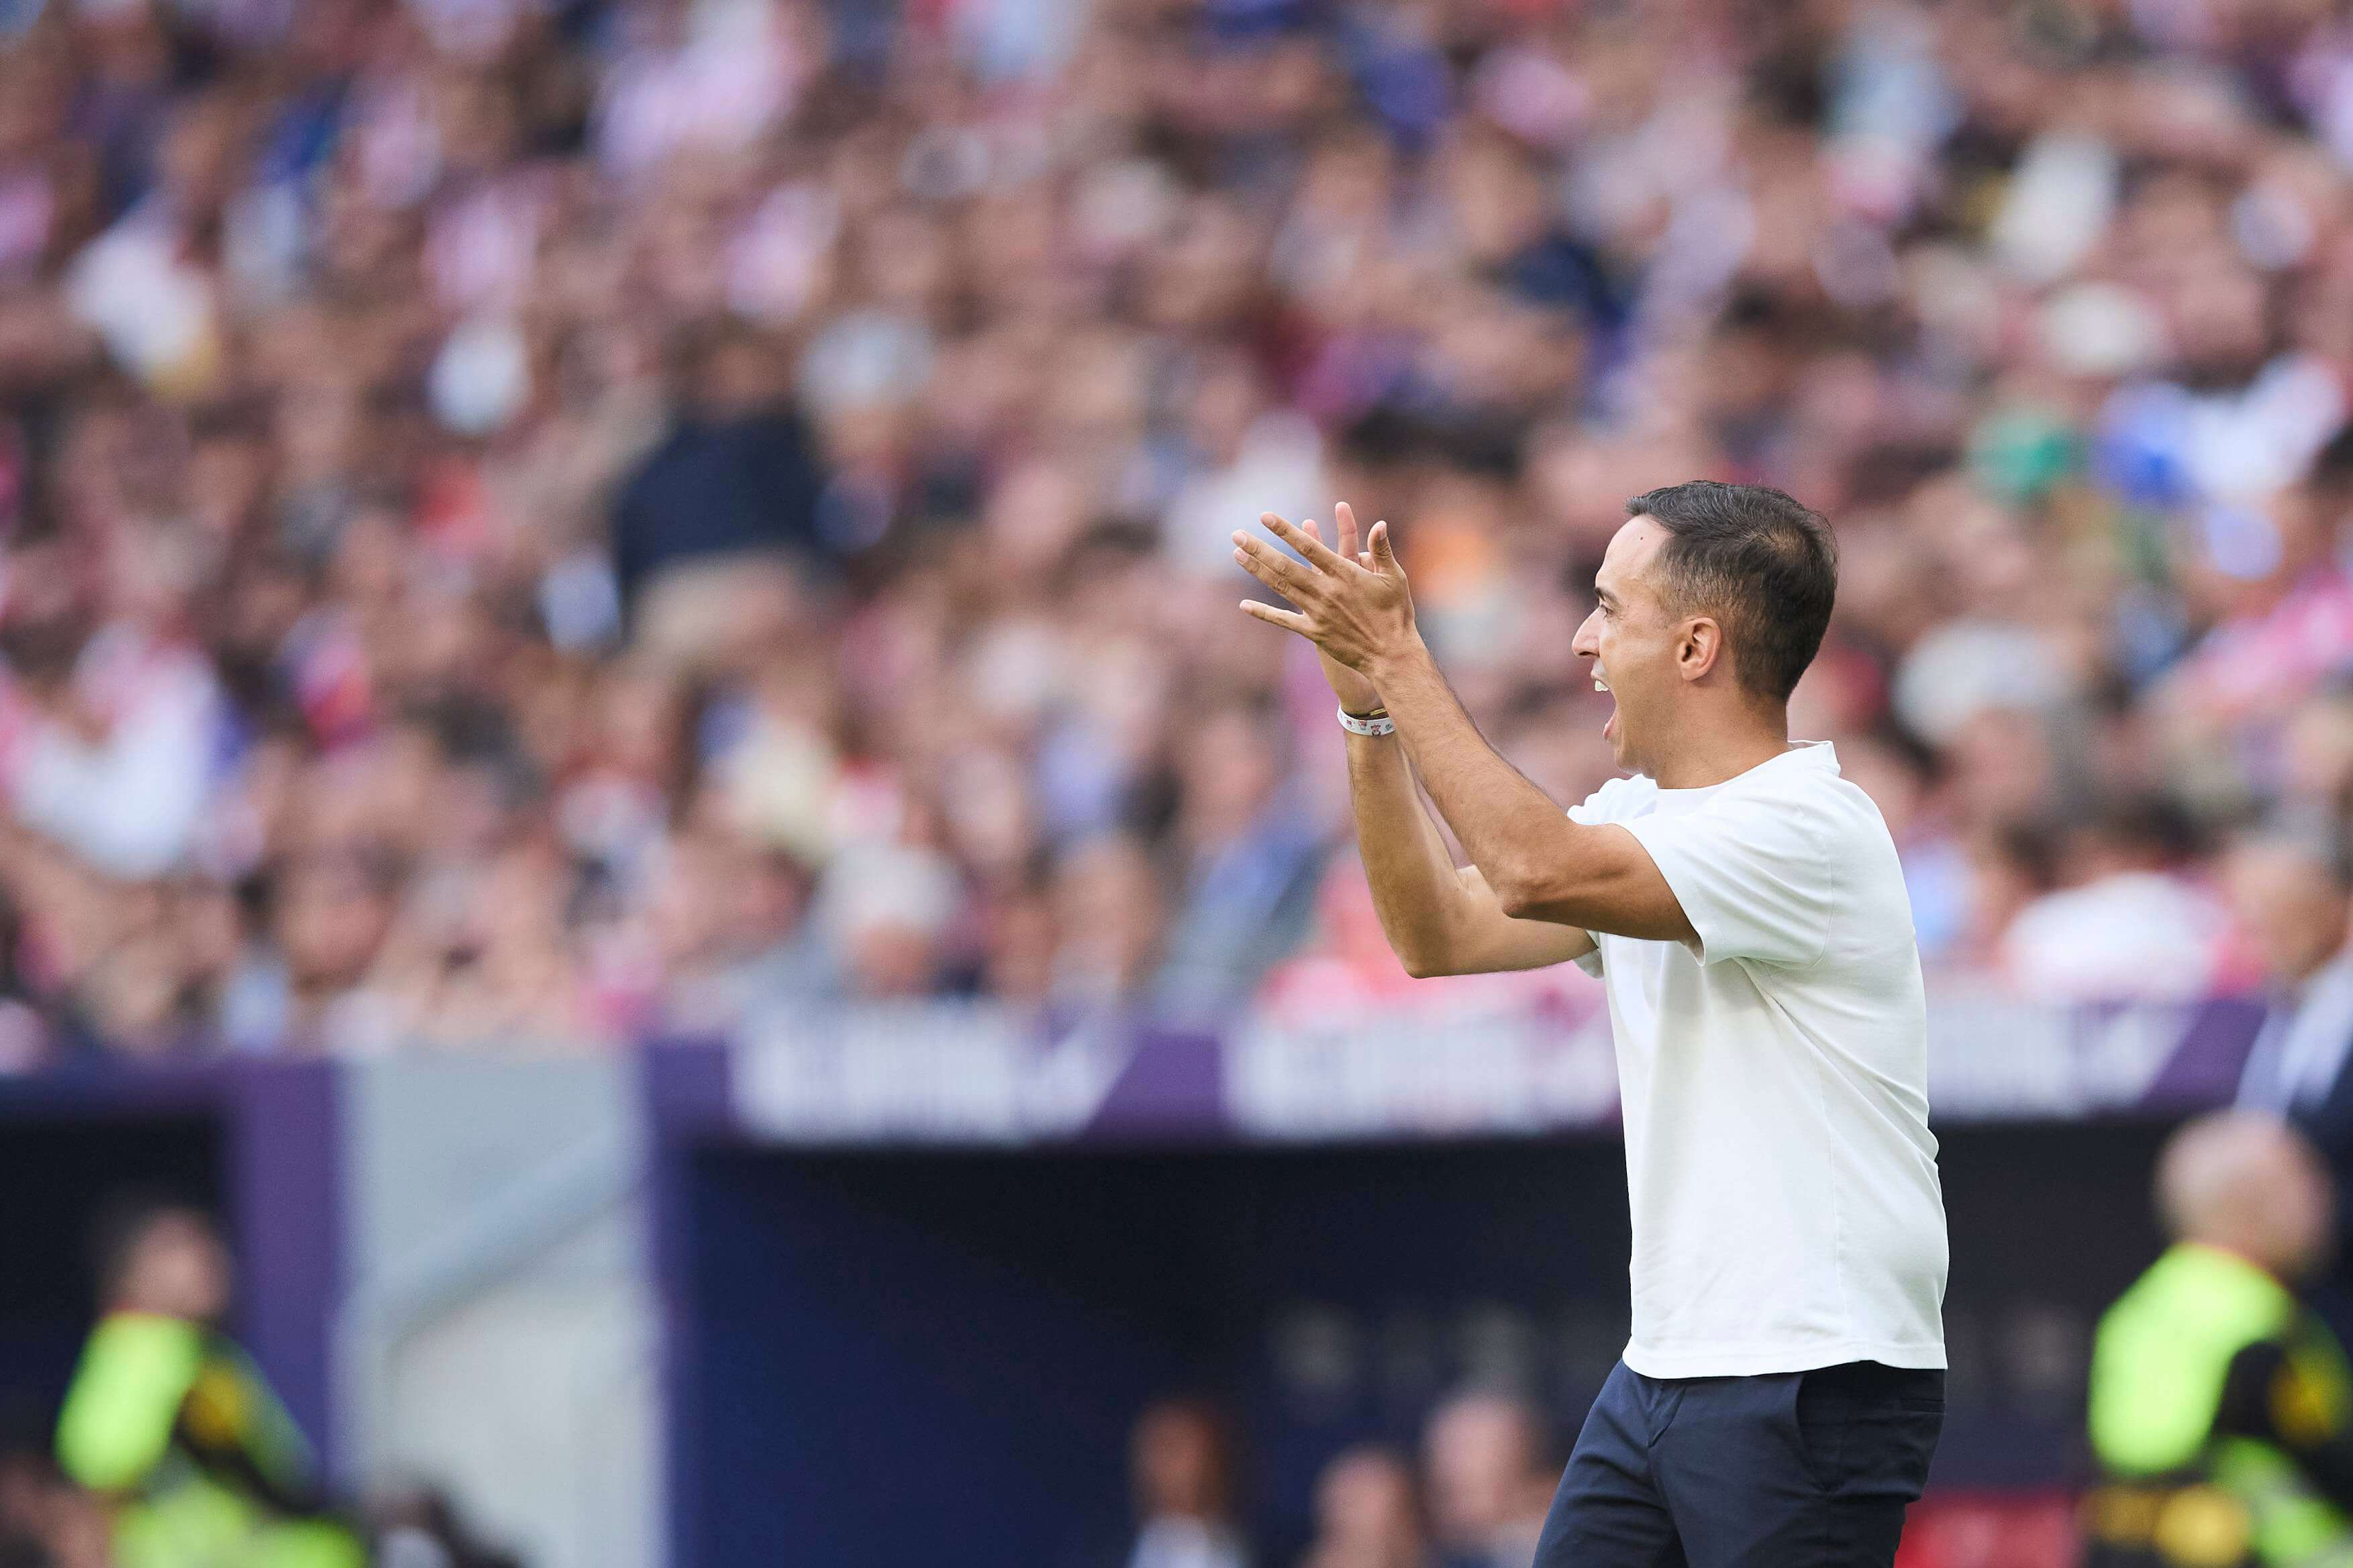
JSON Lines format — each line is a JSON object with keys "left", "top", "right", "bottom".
{"left": 1677, "top": 617, "right": 1725, "bottom": 683}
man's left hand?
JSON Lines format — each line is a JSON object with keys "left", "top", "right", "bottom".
{"left": 1234, "top": 509, "right": 1419, "bottom": 677}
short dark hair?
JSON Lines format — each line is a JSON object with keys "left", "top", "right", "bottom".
{"left": 1624, "top": 481, "right": 1838, "bottom": 702}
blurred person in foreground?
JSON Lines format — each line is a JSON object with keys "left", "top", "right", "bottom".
{"left": 1422, "top": 1392, "right": 1552, "bottom": 1568}
{"left": 1121, "top": 1398, "right": 1250, "bottom": 1568}
{"left": 2083, "top": 1112, "right": 2353, "bottom": 1568}
{"left": 1301, "top": 1445, "right": 1425, "bottom": 1568}
{"left": 1234, "top": 486, "right": 1945, "bottom": 1565}
{"left": 55, "top": 1203, "right": 360, "bottom": 1568}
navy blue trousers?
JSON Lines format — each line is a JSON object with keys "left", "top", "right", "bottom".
{"left": 1534, "top": 1359, "right": 1944, "bottom": 1568}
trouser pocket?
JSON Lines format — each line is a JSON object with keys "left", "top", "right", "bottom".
{"left": 1792, "top": 1361, "right": 1946, "bottom": 1500}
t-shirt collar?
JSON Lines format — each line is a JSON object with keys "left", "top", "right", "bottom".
{"left": 1650, "top": 739, "right": 1836, "bottom": 802}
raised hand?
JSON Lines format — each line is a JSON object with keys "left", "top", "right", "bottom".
{"left": 1234, "top": 501, "right": 1417, "bottom": 682}
{"left": 1292, "top": 509, "right": 1382, "bottom": 711}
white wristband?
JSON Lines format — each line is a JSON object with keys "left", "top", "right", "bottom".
{"left": 1337, "top": 703, "right": 1396, "bottom": 737}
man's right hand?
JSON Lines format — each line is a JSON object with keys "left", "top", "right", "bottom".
{"left": 1300, "top": 504, "right": 1383, "bottom": 715}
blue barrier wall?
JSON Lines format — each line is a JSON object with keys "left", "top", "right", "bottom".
{"left": 652, "top": 1026, "right": 2174, "bottom": 1568}
{"left": 0, "top": 1016, "right": 2233, "bottom": 1568}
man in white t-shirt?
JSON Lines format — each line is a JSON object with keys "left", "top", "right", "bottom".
{"left": 1233, "top": 482, "right": 1948, "bottom": 1566}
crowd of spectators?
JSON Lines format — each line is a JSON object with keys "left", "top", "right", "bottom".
{"left": 5, "top": 0, "right": 2353, "bottom": 1058}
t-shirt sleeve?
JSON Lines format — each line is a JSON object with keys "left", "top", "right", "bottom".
{"left": 1617, "top": 788, "right": 1842, "bottom": 968}
{"left": 1566, "top": 778, "right": 1628, "bottom": 828}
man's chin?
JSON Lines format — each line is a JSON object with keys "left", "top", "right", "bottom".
{"left": 1603, "top": 704, "right": 1634, "bottom": 767}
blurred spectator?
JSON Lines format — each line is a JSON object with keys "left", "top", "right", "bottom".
{"left": 54, "top": 1201, "right": 361, "bottom": 1568}
{"left": 1150, "top": 699, "right": 1327, "bottom": 1025}
{"left": 1998, "top": 795, "right": 2227, "bottom": 1003}
{"left": 2230, "top": 818, "right": 2353, "bottom": 1122}
{"left": 611, "top": 319, "right": 828, "bottom": 674}
{"left": 2226, "top": 817, "right": 2353, "bottom": 1338}
{"left": 1125, "top": 1398, "right": 1250, "bottom": 1568}
{"left": 1050, "top": 830, "right": 1166, "bottom": 1012}
{"left": 2154, "top": 428, "right": 2353, "bottom": 754}
{"left": 640, "top": 829, "right": 825, "bottom": 1033}
{"left": 2083, "top": 1113, "right": 2353, "bottom": 1568}
{"left": 813, "top": 839, "right": 962, "bottom": 1001}
{"left": 1421, "top": 1390, "right": 1552, "bottom": 1568}
{"left": 1299, "top": 1445, "right": 1426, "bottom": 1568}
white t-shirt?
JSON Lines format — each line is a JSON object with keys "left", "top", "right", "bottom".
{"left": 1568, "top": 741, "right": 1948, "bottom": 1379}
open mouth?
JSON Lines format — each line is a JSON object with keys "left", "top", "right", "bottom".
{"left": 1595, "top": 672, "right": 1616, "bottom": 741}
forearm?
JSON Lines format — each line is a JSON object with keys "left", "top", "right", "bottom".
{"left": 1366, "top": 639, "right": 1689, "bottom": 940}
{"left": 1344, "top": 729, "right": 1478, "bottom": 976}
{"left": 1370, "top": 640, "right": 1586, "bottom": 911}
{"left": 1344, "top": 722, "right": 1599, "bottom": 974}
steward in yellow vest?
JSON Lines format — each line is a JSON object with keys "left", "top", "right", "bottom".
{"left": 55, "top": 1204, "right": 362, "bottom": 1568}
{"left": 2085, "top": 1113, "right": 2353, "bottom": 1568}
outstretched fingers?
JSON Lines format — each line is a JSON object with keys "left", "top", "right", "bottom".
{"left": 1232, "top": 529, "right": 1317, "bottom": 599}
{"left": 1259, "top": 511, "right": 1352, "bottom": 575}
{"left": 1334, "top": 502, "right": 1364, "bottom": 566}
{"left": 1240, "top": 600, "right": 1311, "bottom": 635}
